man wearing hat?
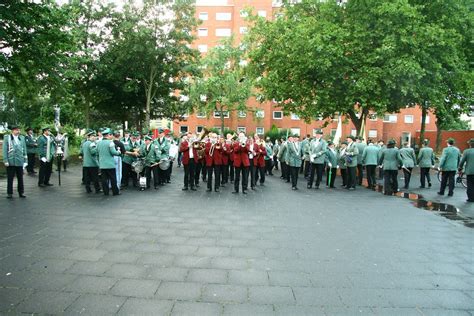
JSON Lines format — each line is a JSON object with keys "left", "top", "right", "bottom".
{"left": 338, "top": 141, "right": 348, "bottom": 187}
{"left": 140, "top": 135, "right": 160, "bottom": 189}
{"left": 97, "top": 128, "right": 121, "bottom": 196}
{"left": 154, "top": 128, "right": 170, "bottom": 186}
{"left": 345, "top": 135, "right": 359, "bottom": 190}
{"left": 3, "top": 125, "right": 28, "bottom": 198}
{"left": 37, "top": 127, "right": 56, "bottom": 187}
{"left": 277, "top": 137, "right": 289, "bottom": 182}
{"left": 287, "top": 135, "right": 303, "bottom": 190}
{"left": 378, "top": 139, "right": 402, "bottom": 195}
{"left": 325, "top": 141, "right": 338, "bottom": 188}
{"left": 362, "top": 141, "right": 380, "bottom": 189}
{"left": 438, "top": 138, "right": 461, "bottom": 197}
{"left": 399, "top": 142, "right": 417, "bottom": 189}
{"left": 80, "top": 131, "right": 101, "bottom": 193}
{"left": 417, "top": 139, "right": 435, "bottom": 188}
{"left": 307, "top": 130, "right": 327, "bottom": 189}
{"left": 355, "top": 136, "right": 367, "bottom": 186}
{"left": 459, "top": 139, "right": 474, "bottom": 202}
{"left": 25, "top": 127, "right": 37, "bottom": 175}
{"left": 122, "top": 132, "right": 140, "bottom": 188}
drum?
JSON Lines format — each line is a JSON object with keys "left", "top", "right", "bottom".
{"left": 158, "top": 158, "right": 170, "bottom": 171}
{"left": 132, "top": 159, "right": 145, "bottom": 174}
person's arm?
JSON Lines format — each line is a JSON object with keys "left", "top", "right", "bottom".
{"left": 3, "top": 136, "right": 8, "bottom": 165}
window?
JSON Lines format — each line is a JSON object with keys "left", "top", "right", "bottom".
{"left": 256, "top": 127, "right": 265, "bottom": 135}
{"left": 383, "top": 114, "right": 397, "bottom": 123}
{"left": 199, "top": 12, "right": 208, "bottom": 20}
{"left": 368, "top": 113, "right": 377, "bottom": 121}
{"left": 351, "top": 129, "right": 357, "bottom": 136}
{"left": 196, "top": 126, "right": 203, "bottom": 133}
{"left": 213, "top": 111, "right": 230, "bottom": 118}
{"left": 215, "top": 28, "right": 231, "bottom": 37}
{"left": 239, "top": 27, "right": 248, "bottom": 34}
{"left": 368, "top": 130, "right": 377, "bottom": 138}
{"left": 255, "top": 110, "right": 264, "bottom": 118}
{"left": 404, "top": 115, "right": 414, "bottom": 124}
{"left": 238, "top": 110, "right": 247, "bottom": 118}
{"left": 196, "top": 111, "right": 206, "bottom": 118}
{"left": 290, "top": 128, "right": 301, "bottom": 136}
{"left": 239, "top": 10, "right": 248, "bottom": 18}
{"left": 291, "top": 113, "right": 300, "bottom": 120}
{"left": 257, "top": 10, "right": 267, "bottom": 17}
{"left": 197, "top": 45, "right": 208, "bottom": 53}
{"left": 425, "top": 116, "right": 430, "bottom": 124}
{"left": 237, "top": 126, "right": 246, "bottom": 133}
{"left": 198, "top": 28, "right": 208, "bottom": 36}
{"left": 216, "top": 12, "right": 231, "bottom": 21}
{"left": 273, "top": 111, "right": 283, "bottom": 119}
{"left": 180, "top": 126, "right": 188, "bottom": 133}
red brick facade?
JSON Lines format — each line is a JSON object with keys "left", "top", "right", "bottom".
{"left": 173, "top": 0, "right": 438, "bottom": 144}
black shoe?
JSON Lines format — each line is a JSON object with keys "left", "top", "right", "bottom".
{"left": 419, "top": 186, "right": 425, "bottom": 189}
{"left": 6, "top": 194, "right": 13, "bottom": 199}
{"left": 448, "top": 193, "right": 453, "bottom": 197}
{"left": 44, "top": 183, "right": 53, "bottom": 186}
{"left": 206, "top": 188, "right": 212, "bottom": 192}
{"left": 95, "top": 190, "right": 101, "bottom": 194}
{"left": 166, "top": 180, "right": 171, "bottom": 184}
{"left": 348, "top": 187, "right": 355, "bottom": 191}
{"left": 155, "top": 186, "right": 159, "bottom": 190}
{"left": 315, "top": 186, "right": 319, "bottom": 190}
{"left": 307, "top": 185, "right": 312, "bottom": 189}
{"left": 437, "top": 192, "right": 444, "bottom": 196}
{"left": 19, "top": 194, "right": 26, "bottom": 198}
{"left": 242, "top": 190, "right": 247, "bottom": 194}
{"left": 86, "top": 189, "right": 92, "bottom": 194}
{"left": 38, "top": 184, "right": 45, "bottom": 187}
{"left": 467, "top": 199, "right": 474, "bottom": 202}
{"left": 215, "top": 189, "right": 219, "bottom": 192}
{"left": 191, "top": 187, "right": 197, "bottom": 191}
{"left": 428, "top": 182, "right": 432, "bottom": 187}
{"left": 182, "top": 187, "right": 189, "bottom": 191}
{"left": 232, "top": 191, "right": 239, "bottom": 194}
{"left": 113, "top": 193, "right": 120, "bottom": 196}
{"left": 292, "top": 187, "right": 298, "bottom": 190}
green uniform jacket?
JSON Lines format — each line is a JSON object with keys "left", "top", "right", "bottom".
{"left": 399, "top": 147, "right": 417, "bottom": 168}
{"left": 273, "top": 143, "right": 279, "bottom": 156}
{"left": 154, "top": 137, "right": 169, "bottom": 160}
{"left": 3, "top": 134, "right": 27, "bottom": 166}
{"left": 37, "top": 134, "right": 56, "bottom": 161}
{"left": 25, "top": 134, "right": 37, "bottom": 154}
{"left": 417, "top": 147, "right": 435, "bottom": 168}
{"left": 97, "top": 139, "right": 120, "bottom": 169}
{"left": 140, "top": 143, "right": 160, "bottom": 167}
{"left": 345, "top": 142, "right": 359, "bottom": 167}
{"left": 287, "top": 141, "right": 303, "bottom": 167}
{"left": 277, "top": 142, "right": 288, "bottom": 163}
{"left": 459, "top": 148, "right": 474, "bottom": 175}
{"left": 80, "top": 140, "right": 99, "bottom": 168}
{"left": 355, "top": 142, "right": 366, "bottom": 166}
{"left": 379, "top": 147, "right": 402, "bottom": 171}
{"left": 325, "top": 148, "right": 338, "bottom": 167}
{"left": 264, "top": 144, "right": 273, "bottom": 160}
{"left": 301, "top": 139, "right": 310, "bottom": 161}
{"left": 123, "top": 140, "right": 140, "bottom": 165}
{"left": 362, "top": 145, "right": 380, "bottom": 166}
{"left": 309, "top": 139, "right": 327, "bottom": 164}
{"left": 338, "top": 149, "right": 347, "bottom": 169}
{"left": 439, "top": 146, "right": 461, "bottom": 172}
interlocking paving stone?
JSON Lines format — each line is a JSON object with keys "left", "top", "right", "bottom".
{"left": 148, "top": 267, "right": 189, "bottom": 281}
{"left": 65, "top": 275, "right": 118, "bottom": 294}
{"left": 66, "top": 249, "right": 107, "bottom": 261}
{"left": 117, "top": 298, "right": 174, "bottom": 315}
{"left": 292, "top": 287, "right": 343, "bottom": 306}
{"left": 66, "top": 261, "right": 112, "bottom": 276}
{"left": 27, "top": 272, "right": 78, "bottom": 291}
{"left": 16, "top": 290, "right": 79, "bottom": 314}
{"left": 100, "top": 251, "right": 141, "bottom": 264}
{"left": 223, "top": 303, "right": 275, "bottom": 316}
{"left": 187, "top": 268, "right": 228, "bottom": 284}
{"left": 104, "top": 263, "right": 149, "bottom": 279}
{"left": 0, "top": 288, "right": 34, "bottom": 312}
{"left": 155, "top": 281, "right": 202, "bottom": 300}
{"left": 174, "top": 255, "right": 212, "bottom": 268}
{"left": 171, "top": 301, "right": 222, "bottom": 316}
{"left": 268, "top": 271, "right": 312, "bottom": 287}
{"left": 248, "top": 286, "right": 295, "bottom": 304}
{"left": 109, "top": 278, "right": 160, "bottom": 298}
{"left": 228, "top": 270, "right": 269, "bottom": 285}
{"left": 64, "top": 293, "right": 126, "bottom": 315}
{"left": 202, "top": 284, "right": 248, "bottom": 303}
{"left": 275, "top": 304, "right": 325, "bottom": 315}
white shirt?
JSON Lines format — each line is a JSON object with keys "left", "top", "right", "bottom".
{"left": 189, "top": 142, "right": 194, "bottom": 159}
{"left": 12, "top": 135, "right": 20, "bottom": 145}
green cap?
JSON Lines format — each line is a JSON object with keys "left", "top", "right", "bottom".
{"left": 102, "top": 128, "right": 112, "bottom": 135}
{"left": 144, "top": 135, "right": 153, "bottom": 141}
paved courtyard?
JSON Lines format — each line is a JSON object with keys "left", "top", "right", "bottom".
{"left": 0, "top": 165, "right": 473, "bottom": 315}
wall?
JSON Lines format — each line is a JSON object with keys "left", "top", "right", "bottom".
{"left": 416, "top": 130, "right": 474, "bottom": 152}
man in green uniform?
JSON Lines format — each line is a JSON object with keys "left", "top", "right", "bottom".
{"left": 338, "top": 141, "right": 348, "bottom": 187}
{"left": 154, "top": 128, "right": 170, "bottom": 185}
{"left": 345, "top": 135, "right": 359, "bottom": 190}
{"left": 378, "top": 139, "right": 402, "bottom": 195}
{"left": 3, "top": 125, "right": 28, "bottom": 198}
{"left": 399, "top": 142, "right": 417, "bottom": 189}
{"left": 417, "top": 139, "right": 435, "bottom": 188}
{"left": 273, "top": 139, "right": 280, "bottom": 171}
{"left": 37, "top": 127, "right": 56, "bottom": 187}
{"left": 362, "top": 142, "right": 380, "bottom": 189}
{"left": 355, "top": 137, "right": 367, "bottom": 185}
{"left": 287, "top": 135, "right": 303, "bottom": 190}
{"left": 122, "top": 132, "right": 140, "bottom": 188}
{"left": 80, "top": 131, "right": 101, "bottom": 193}
{"left": 438, "top": 138, "right": 461, "bottom": 197}
{"left": 307, "top": 130, "right": 327, "bottom": 189}
{"left": 459, "top": 138, "right": 474, "bottom": 202}
{"left": 325, "top": 141, "right": 338, "bottom": 188}
{"left": 278, "top": 138, "right": 289, "bottom": 182}
{"left": 301, "top": 134, "right": 311, "bottom": 177}
{"left": 97, "top": 128, "right": 120, "bottom": 196}
{"left": 25, "top": 127, "right": 37, "bottom": 175}
{"left": 264, "top": 137, "right": 274, "bottom": 176}
{"left": 140, "top": 135, "right": 160, "bottom": 189}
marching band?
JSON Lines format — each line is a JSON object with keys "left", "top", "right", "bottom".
{"left": 3, "top": 126, "right": 474, "bottom": 203}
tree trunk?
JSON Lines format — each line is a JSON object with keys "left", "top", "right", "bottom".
{"left": 435, "top": 116, "right": 443, "bottom": 153}
{"left": 419, "top": 103, "right": 427, "bottom": 148}
{"left": 347, "top": 108, "right": 367, "bottom": 136}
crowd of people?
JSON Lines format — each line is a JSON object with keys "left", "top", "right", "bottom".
{"left": 3, "top": 125, "right": 474, "bottom": 202}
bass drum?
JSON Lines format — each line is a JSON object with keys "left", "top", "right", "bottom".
{"left": 132, "top": 159, "right": 145, "bottom": 174}
{"left": 158, "top": 158, "right": 170, "bottom": 171}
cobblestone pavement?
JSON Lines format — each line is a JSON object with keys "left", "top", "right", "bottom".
{"left": 0, "top": 166, "right": 473, "bottom": 315}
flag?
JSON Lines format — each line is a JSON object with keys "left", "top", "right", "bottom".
{"left": 359, "top": 117, "right": 367, "bottom": 142}
{"left": 333, "top": 116, "right": 343, "bottom": 145}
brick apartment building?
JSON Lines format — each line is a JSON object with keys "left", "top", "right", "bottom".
{"left": 172, "top": 0, "right": 438, "bottom": 145}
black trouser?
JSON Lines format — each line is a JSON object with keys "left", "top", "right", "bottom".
{"left": 234, "top": 166, "right": 249, "bottom": 192}
{"left": 84, "top": 167, "right": 100, "bottom": 193}
{"left": 177, "top": 152, "right": 183, "bottom": 167}
{"left": 378, "top": 166, "right": 383, "bottom": 180}
{"left": 257, "top": 166, "right": 265, "bottom": 184}
{"left": 273, "top": 156, "right": 279, "bottom": 170}
{"left": 183, "top": 159, "right": 196, "bottom": 188}
{"left": 304, "top": 160, "right": 311, "bottom": 178}
{"left": 143, "top": 165, "right": 159, "bottom": 188}
{"left": 157, "top": 168, "right": 167, "bottom": 185}
{"left": 326, "top": 167, "right": 337, "bottom": 188}
{"left": 384, "top": 170, "right": 398, "bottom": 195}
{"left": 265, "top": 159, "right": 273, "bottom": 175}
{"left": 466, "top": 175, "right": 474, "bottom": 201}
{"left": 195, "top": 162, "right": 203, "bottom": 186}
{"left": 57, "top": 159, "right": 67, "bottom": 171}
{"left": 402, "top": 167, "right": 413, "bottom": 189}
{"left": 27, "top": 153, "right": 36, "bottom": 173}
{"left": 439, "top": 170, "right": 455, "bottom": 195}
{"left": 166, "top": 161, "right": 173, "bottom": 182}
{"left": 38, "top": 160, "right": 53, "bottom": 185}
{"left": 347, "top": 166, "right": 357, "bottom": 189}
{"left": 420, "top": 167, "right": 431, "bottom": 187}
{"left": 357, "top": 164, "right": 363, "bottom": 185}
{"left": 281, "top": 161, "right": 289, "bottom": 180}
{"left": 7, "top": 166, "right": 24, "bottom": 195}
{"left": 366, "top": 165, "right": 377, "bottom": 188}
{"left": 340, "top": 168, "right": 347, "bottom": 187}
{"left": 249, "top": 159, "right": 256, "bottom": 188}
{"left": 207, "top": 165, "right": 221, "bottom": 190}
{"left": 101, "top": 168, "right": 119, "bottom": 195}
{"left": 221, "top": 163, "right": 229, "bottom": 184}
{"left": 290, "top": 166, "right": 299, "bottom": 188}
{"left": 308, "top": 163, "right": 324, "bottom": 188}
{"left": 229, "top": 163, "right": 235, "bottom": 182}
{"left": 122, "top": 162, "right": 137, "bottom": 187}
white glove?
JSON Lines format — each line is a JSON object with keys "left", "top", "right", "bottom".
{"left": 328, "top": 163, "right": 332, "bottom": 168}
{"left": 337, "top": 165, "right": 339, "bottom": 169}
{"left": 4, "top": 162, "right": 9, "bottom": 167}
{"left": 432, "top": 165, "right": 435, "bottom": 168}
{"left": 41, "top": 157, "right": 47, "bottom": 163}
{"left": 23, "top": 163, "right": 28, "bottom": 169}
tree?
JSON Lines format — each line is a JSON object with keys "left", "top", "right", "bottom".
{"left": 187, "top": 37, "right": 253, "bottom": 133}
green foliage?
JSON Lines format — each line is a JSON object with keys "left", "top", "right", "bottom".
{"left": 264, "top": 125, "right": 290, "bottom": 142}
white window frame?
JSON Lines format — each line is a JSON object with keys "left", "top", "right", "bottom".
{"left": 351, "top": 129, "right": 357, "bottom": 136}
{"left": 368, "top": 130, "right": 377, "bottom": 138}
{"left": 257, "top": 10, "right": 267, "bottom": 18}
{"left": 290, "top": 113, "right": 300, "bottom": 120}
{"left": 196, "top": 111, "right": 206, "bottom": 118}
{"left": 237, "top": 126, "right": 246, "bottom": 133}
{"left": 383, "top": 114, "right": 397, "bottom": 123}
{"left": 238, "top": 110, "right": 247, "bottom": 118}
{"left": 197, "top": 44, "right": 208, "bottom": 53}
{"left": 290, "top": 128, "right": 301, "bottom": 136}
{"left": 216, "top": 12, "right": 232, "bottom": 21}
{"left": 199, "top": 12, "right": 208, "bottom": 21}
{"left": 256, "top": 127, "right": 265, "bottom": 135}
{"left": 273, "top": 111, "right": 283, "bottom": 119}
{"left": 215, "top": 28, "right": 232, "bottom": 37}
{"left": 404, "top": 115, "right": 414, "bottom": 124}
{"left": 213, "top": 111, "right": 230, "bottom": 118}
{"left": 198, "top": 28, "right": 208, "bottom": 36}
{"left": 255, "top": 110, "right": 265, "bottom": 118}
{"left": 425, "top": 116, "right": 430, "bottom": 124}
{"left": 239, "top": 27, "right": 248, "bottom": 34}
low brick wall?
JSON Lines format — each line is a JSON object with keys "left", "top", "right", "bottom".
{"left": 416, "top": 130, "right": 474, "bottom": 152}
